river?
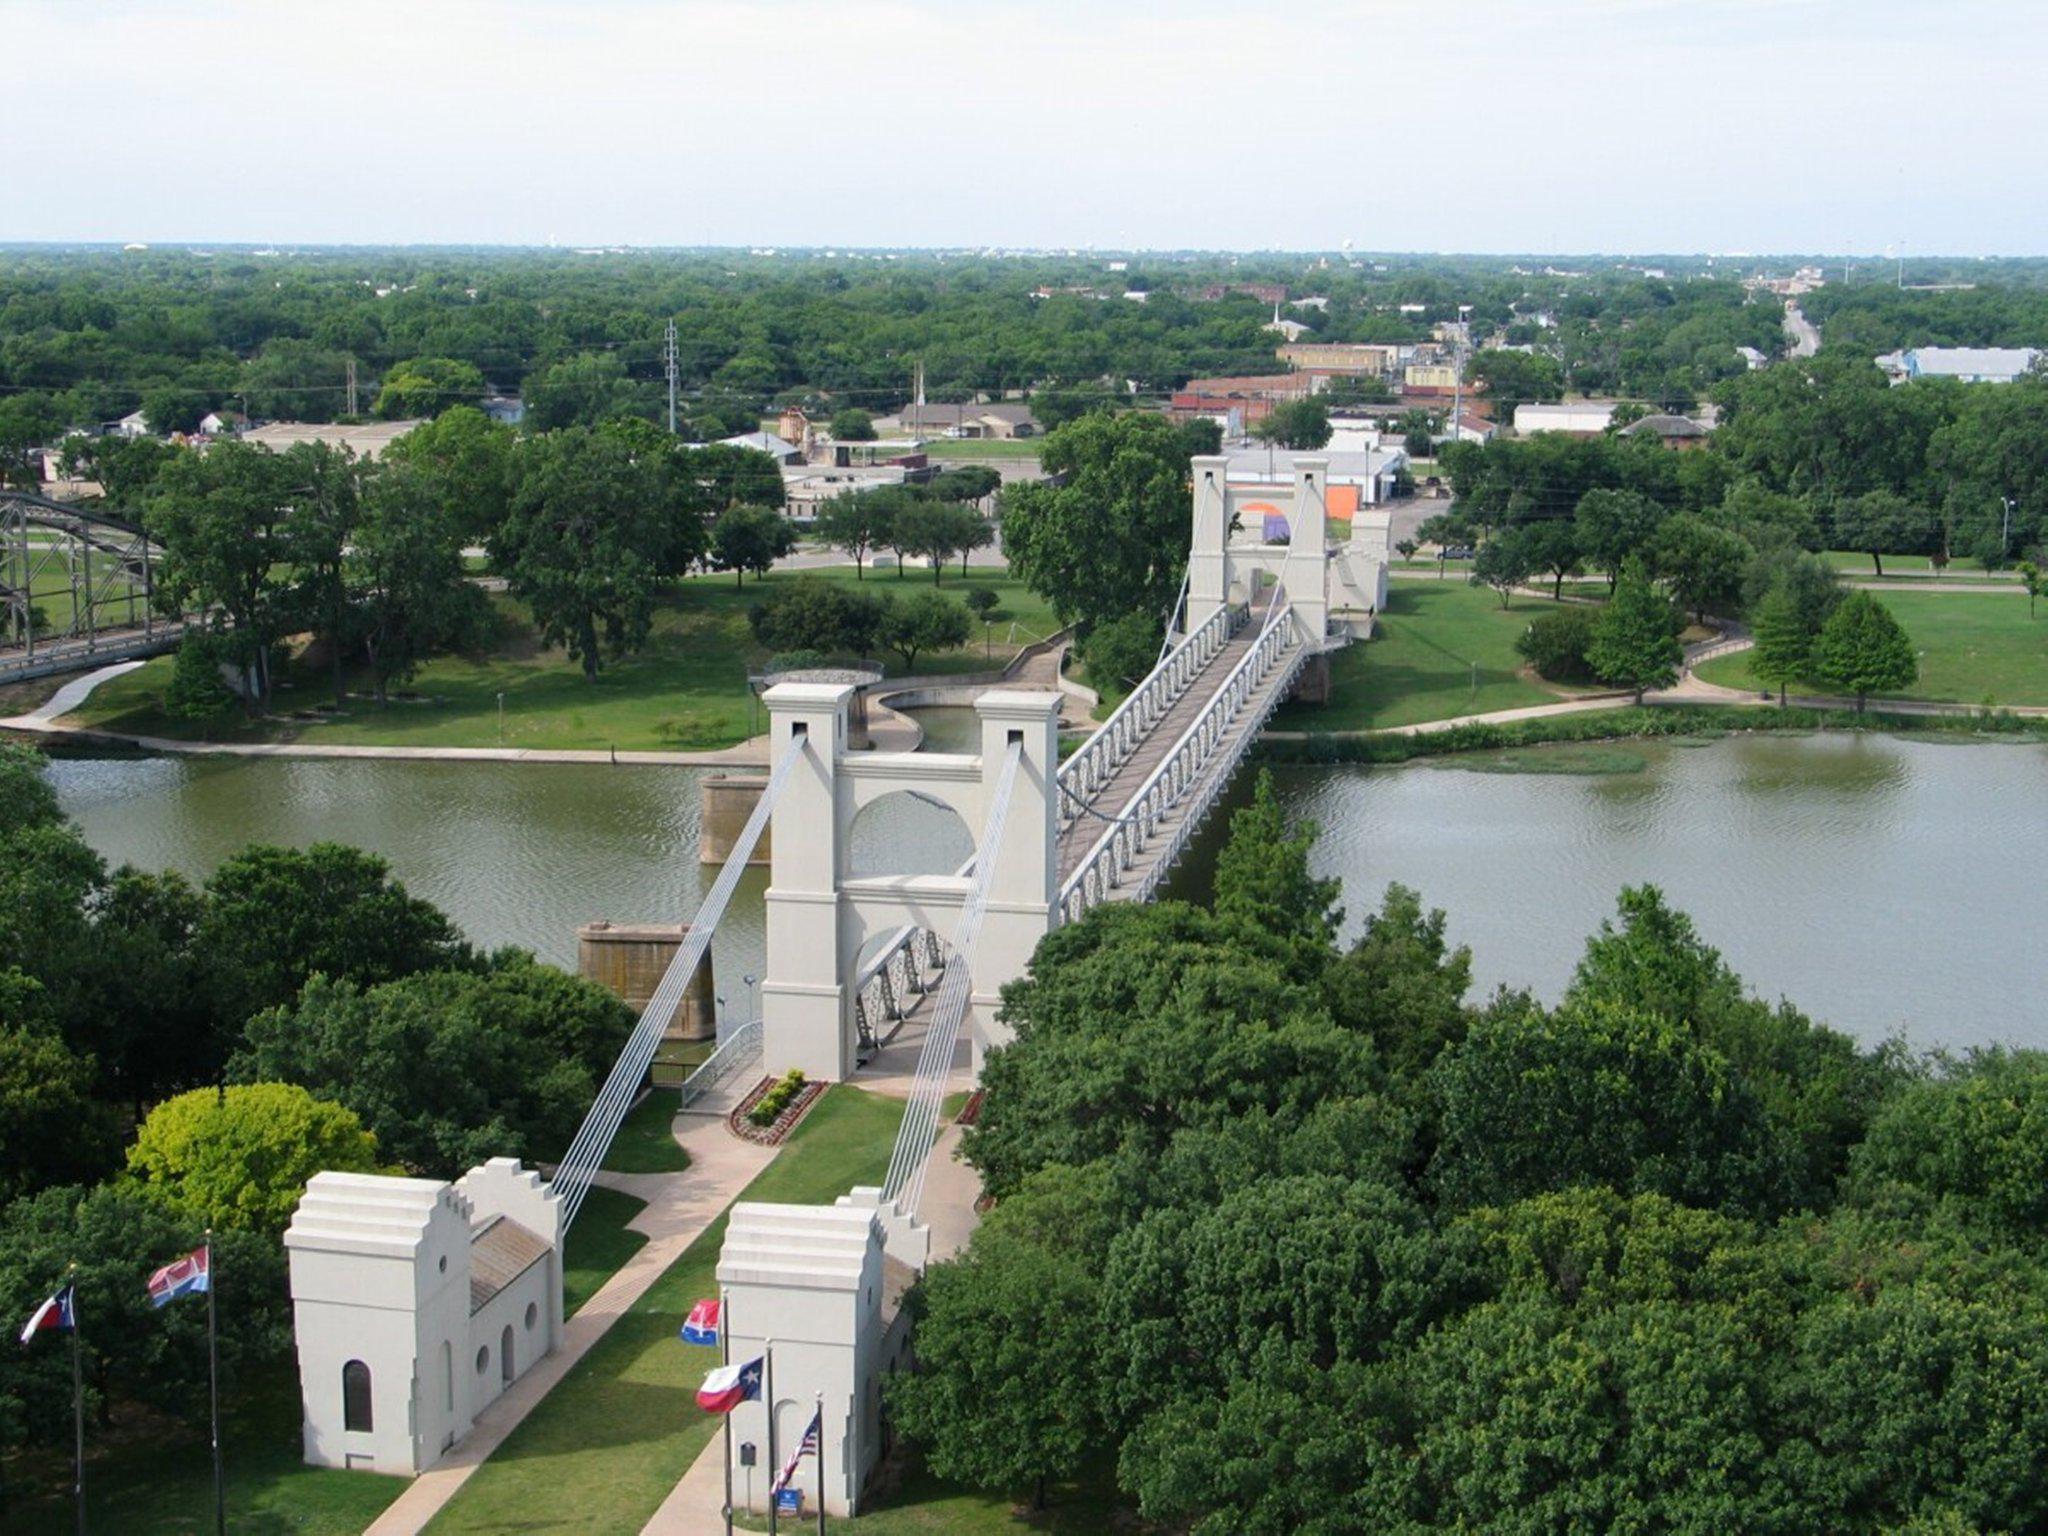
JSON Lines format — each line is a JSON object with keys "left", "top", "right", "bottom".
{"left": 45, "top": 727, "right": 2048, "bottom": 1052}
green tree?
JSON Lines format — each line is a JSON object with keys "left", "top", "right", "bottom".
{"left": 1516, "top": 604, "right": 1599, "bottom": 682}
{"left": 1748, "top": 575, "right": 1812, "bottom": 705}
{"left": 127, "top": 1083, "right": 381, "bottom": 1234}
{"left": 1250, "top": 396, "right": 1332, "bottom": 450}
{"left": 709, "top": 503, "right": 797, "bottom": 586}
{"left": 880, "top": 589, "right": 971, "bottom": 670}
{"left": 814, "top": 489, "right": 893, "bottom": 578}
{"left": 0, "top": 1022, "right": 122, "bottom": 1202}
{"left": 747, "top": 578, "right": 891, "bottom": 658}
{"left": 828, "top": 406, "right": 875, "bottom": 441}
{"left": 887, "top": 498, "right": 974, "bottom": 584}
{"left": 279, "top": 440, "right": 370, "bottom": 706}
{"left": 1428, "top": 995, "right": 1791, "bottom": 1217}
{"left": 1324, "top": 883, "right": 1473, "bottom": 1080}
{"left": 1586, "top": 559, "right": 1681, "bottom": 702}
{"left": 1468, "top": 349, "right": 1563, "bottom": 419}
{"left": 349, "top": 458, "right": 491, "bottom": 703}
{"left": 2019, "top": 559, "right": 2043, "bottom": 618}
{"left": 1080, "top": 609, "right": 1159, "bottom": 693}
{"left": 372, "top": 356, "right": 486, "bottom": 419}
{"left": 162, "top": 632, "right": 236, "bottom": 719}
{"left": 1812, "top": 589, "right": 1917, "bottom": 711}
{"left": 1830, "top": 490, "right": 1925, "bottom": 578}
{"left": 887, "top": 1166, "right": 1116, "bottom": 1510}
{"left": 380, "top": 404, "right": 518, "bottom": 545}
{"left": 1849, "top": 1049, "right": 2048, "bottom": 1237}
{"left": 146, "top": 439, "right": 299, "bottom": 706}
{"left": 237, "top": 338, "right": 349, "bottom": 421}
{"left": 1470, "top": 531, "right": 1534, "bottom": 607}
{"left": 1653, "top": 511, "right": 1751, "bottom": 624}
{"left": 198, "top": 842, "right": 469, "bottom": 1026}
{"left": 233, "top": 953, "right": 632, "bottom": 1176}
{"left": 1001, "top": 412, "right": 1203, "bottom": 632}
{"left": 496, "top": 427, "right": 663, "bottom": 677}
{"left": 1212, "top": 770, "right": 1340, "bottom": 954}
{"left": 522, "top": 350, "right": 635, "bottom": 431}
{"left": 1573, "top": 488, "right": 1667, "bottom": 591}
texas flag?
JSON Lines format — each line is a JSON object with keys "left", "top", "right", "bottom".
{"left": 19, "top": 1284, "right": 76, "bottom": 1344}
{"left": 696, "top": 1356, "right": 763, "bottom": 1414}
{"left": 679, "top": 1298, "right": 720, "bottom": 1347}
{"left": 147, "top": 1247, "right": 211, "bottom": 1309}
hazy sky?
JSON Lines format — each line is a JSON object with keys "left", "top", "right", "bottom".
{"left": 5, "top": 0, "right": 2040, "bottom": 254}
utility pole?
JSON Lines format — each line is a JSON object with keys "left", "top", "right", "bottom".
{"left": 345, "top": 356, "right": 358, "bottom": 417}
{"left": 665, "top": 319, "right": 680, "bottom": 435}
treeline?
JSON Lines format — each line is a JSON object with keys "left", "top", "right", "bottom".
{"left": 889, "top": 775, "right": 2048, "bottom": 1530}
{"left": 0, "top": 744, "right": 633, "bottom": 1466}
{"left": 55, "top": 411, "right": 799, "bottom": 708}
{"left": 8, "top": 248, "right": 2015, "bottom": 479}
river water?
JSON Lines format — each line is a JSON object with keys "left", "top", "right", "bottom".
{"left": 45, "top": 727, "right": 2048, "bottom": 1052}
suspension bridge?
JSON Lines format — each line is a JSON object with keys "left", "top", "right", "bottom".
{"left": 544, "top": 454, "right": 1387, "bottom": 1516}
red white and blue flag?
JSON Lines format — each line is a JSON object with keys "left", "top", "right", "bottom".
{"left": 773, "top": 1405, "right": 823, "bottom": 1494}
{"left": 147, "top": 1247, "right": 211, "bottom": 1309}
{"left": 18, "top": 1284, "right": 76, "bottom": 1343}
{"left": 679, "top": 1297, "right": 720, "bottom": 1347}
{"left": 695, "top": 1356, "right": 763, "bottom": 1414}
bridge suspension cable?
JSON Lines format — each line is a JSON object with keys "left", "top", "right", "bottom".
{"left": 880, "top": 736, "right": 1023, "bottom": 1219}
{"left": 553, "top": 738, "right": 806, "bottom": 1232}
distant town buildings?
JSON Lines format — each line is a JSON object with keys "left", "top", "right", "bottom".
{"left": 1619, "top": 412, "right": 1712, "bottom": 448}
{"left": 1875, "top": 347, "right": 2042, "bottom": 385}
{"left": 1513, "top": 401, "right": 1622, "bottom": 436}
{"left": 1279, "top": 341, "right": 1402, "bottom": 377}
{"left": 241, "top": 420, "right": 424, "bottom": 459}
{"left": 875, "top": 401, "right": 1038, "bottom": 439}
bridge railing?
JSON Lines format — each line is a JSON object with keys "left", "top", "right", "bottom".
{"left": 676, "top": 1018, "right": 764, "bottom": 1110}
{"left": 1059, "top": 594, "right": 1304, "bottom": 921}
{"left": 852, "top": 923, "right": 947, "bottom": 1057}
{"left": 1055, "top": 599, "right": 1239, "bottom": 829}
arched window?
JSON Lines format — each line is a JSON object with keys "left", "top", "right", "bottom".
{"left": 500, "top": 1324, "right": 514, "bottom": 1384}
{"left": 342, "top": 1360, "right": 373, "bottom": 1433}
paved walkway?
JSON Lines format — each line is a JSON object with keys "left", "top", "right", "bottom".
{"left": 364, "top": 1113, "right": 777, "bottom": 1536}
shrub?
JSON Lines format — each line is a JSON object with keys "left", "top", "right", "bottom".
{"left": 1515, "top": 606, "right": 1599, "bottom": 683}
{"left": 965, "top": 587, "right": 1000, "bottom": 621}
{"left": 747, "top": 1068, "right": 807, "bottom": 1127}
{"left": 163, "top": 633, "right": 237, "bottom": 719}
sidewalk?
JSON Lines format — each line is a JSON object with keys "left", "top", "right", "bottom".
{"left": 363, "top": 1115, "right": 777, "bottom": 1536}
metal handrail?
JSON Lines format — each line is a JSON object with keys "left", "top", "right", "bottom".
{"left": 676, "top": 1019, "right": 764, "bottom": 1110}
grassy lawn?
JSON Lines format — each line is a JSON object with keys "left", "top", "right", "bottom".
{"left": 738, "top": 1459, "right": 1135, "bottom": 1533}
{"left": 1273, "top": 580, "right": 1574, "bottom": 732}
{"left": 0, "top": 1366, "right": 403, "bottom": 1536}
{"left": 1698, "top": 589, "right": 2048, "bottom": 706}
{"left": 1821, "top": 549, "right": 2017, "bottom": 580}
{"left": 62, "top": 566, "right": 1057, "bottom": 753}
{"left": 603, "top": 1093, "right": 692, "bottom": 1175}
{"left": 426, "top": 1087, "right": 905, "bottom": 1534}
{"left": 563, "top": 1185, "right": 653, "bottom": 1316}
{"left": 916, "top": 439, "right": 1041, "bottom": 462}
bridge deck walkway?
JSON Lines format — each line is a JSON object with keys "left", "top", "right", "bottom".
{"left": 1055, "top": 591, "right": 1277, "bottom": 886}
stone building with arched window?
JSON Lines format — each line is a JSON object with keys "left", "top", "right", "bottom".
{"left": 284, "top": 1158, "right": 562, "bottom": 1475}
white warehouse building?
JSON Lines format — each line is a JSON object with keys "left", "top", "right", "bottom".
{"left": 284, "top": 1159, "right": 563, "bottom": 1475}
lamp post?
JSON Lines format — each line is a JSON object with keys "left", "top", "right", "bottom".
{"left": 743, "top": 973, "right": 759, "bottom": 1022}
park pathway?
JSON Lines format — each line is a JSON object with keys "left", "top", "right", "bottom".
{"left": 362, "top": 1112, "right": 776, "bottom": 1536}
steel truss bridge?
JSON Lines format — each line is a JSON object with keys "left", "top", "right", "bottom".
{"left": 0, "top": 489, "right": 186, "bottom": 684}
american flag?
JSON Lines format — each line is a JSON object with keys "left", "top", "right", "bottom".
{"left": 773, "top": 1405, "right": 822, "bottom": 1494}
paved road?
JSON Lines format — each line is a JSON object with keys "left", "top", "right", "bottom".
{"left": 1784, "top": 300, "right": 1820, "bottom": 358}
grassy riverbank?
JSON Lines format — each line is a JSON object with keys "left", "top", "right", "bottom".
{"left": 1697, "top": 589, "right": 2048, "bottom": 706}
{"left": 58, "top": 566, "right": 1055, "bottom": 753}
{"left": 1271, "top": 580, "right": 1577, "bottom": 732}
{"left": 1261, "top": 702, "right": 2048, "bottom": 766}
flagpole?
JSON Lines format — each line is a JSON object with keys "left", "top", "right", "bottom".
{"left": 764, "top": 1339, "right": 777, "bottom": 1536}
{"left": 720, "top": 1288, "right": 733, "bottom": 1536}
{"left": 68, "top": 1268, "right": 84, "bottom": 1536}
{"left": 206, "top": 1233, "right": 223, "bottom": 1536}
{"left": 813, "top": 1391, "right": 825, "bottom": 1536}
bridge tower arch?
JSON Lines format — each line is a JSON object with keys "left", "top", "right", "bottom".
{"left": 759, "top": 682, "right": 1061, "bottom": 1083}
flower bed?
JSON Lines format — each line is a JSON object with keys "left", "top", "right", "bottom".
{"left": 730, "top": 1071, "right": 826, "bottom": 1145}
